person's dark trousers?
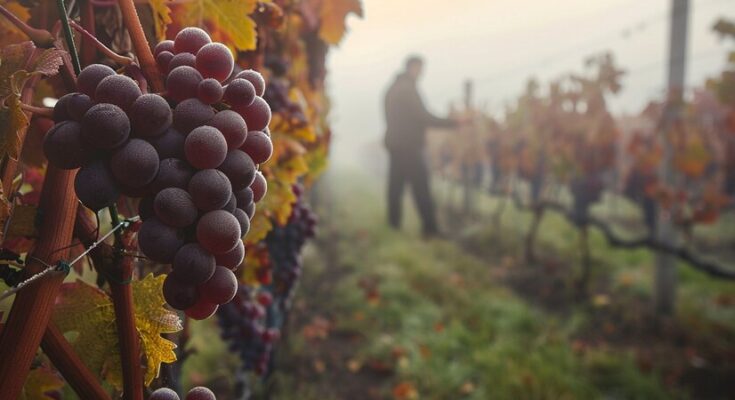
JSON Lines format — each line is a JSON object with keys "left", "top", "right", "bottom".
{"left": 387, "top": 148, "right": 438, "bottom": 235}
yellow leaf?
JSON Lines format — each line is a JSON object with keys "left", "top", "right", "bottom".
{"left": 177, "top": 0, "right": 258, "bottom": 51}
{"left": 53, "top": 281, "right": 118, "bottom": 387}
{"left": 0, "top": 2, "right": 32, "bottom": 47}
{"left": 133, "top": 273, "right": 182, "bottom": 385}
{"left": 319, "top": 0, "right": 362, "bottom": 45}
{"left": 0, "top": 93, "right": 30, "bottom": 161}
{"left": 53, "top": 275, "right": 182, "bottom": 389}
{"left": 245, "top": 210, "right": 273, "bottom": 245}
{"left": 147, "top": 0, "right": 172, "bottom": 42}
{"left": 21, "top": 366, "right": 64, "bottom": 400}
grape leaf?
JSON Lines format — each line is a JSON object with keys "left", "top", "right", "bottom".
{"left": 53, "top": 274, "right": 182, "bottom": 389}
{"left": 246, "top": 210, "right": 273, "bottom": 245}
{"left": 175, "top": 0, "right": 258, "bottom": 51}
{"left": 0, "top": 41, "right": 35, "bottom": 99}
{"left": 30, "top": 48, "right": 65, "bottom": 77}
{"left": 0, "top": 93, "right": 29, "bottom": 161}
{"left": 318, "top": 0, "right": 362, "bottom": 45}
{"left": 0, "top": 44, "right": 64, "bottom": 161}
{"left": 0, "top": 2, "right": 32, "bottom": 48}
{"left": 133, "top": 273, "right": 181, "bottom": 384}
{"left": 148, "top": 0, "right": 172, "bottom": 42}
{"left": 21, "top": 366, "right": 64, "bottom": 400}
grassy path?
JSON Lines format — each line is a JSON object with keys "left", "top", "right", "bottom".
{"left": 265, "top": 167, "right": 717, "bottom": 400}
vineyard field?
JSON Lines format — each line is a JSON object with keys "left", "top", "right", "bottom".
{"left": 182, "top": 166, "right": 735, "bottom": 399}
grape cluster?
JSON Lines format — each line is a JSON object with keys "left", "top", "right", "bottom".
{"left": 217, "top": 285, "right": 278, "bottom": 375}
{"left": 266, "top": 185, "right": 317, "bottom": 301}
{"left": 150, "top": 386, "right": 216, "bottom": 400}
{"left": 218, "top": 189, "right": 316, "bottom": 377}
{"left": 42, "top": 27, "right": 275, "bottom": 320}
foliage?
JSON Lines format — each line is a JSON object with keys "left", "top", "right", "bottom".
{"left": 53, "top": 275, "right": 181, "bottom": 388}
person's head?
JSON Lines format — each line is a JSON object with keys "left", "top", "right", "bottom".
{"left": 405, "top": 55, "right": 424, "bottom": 80}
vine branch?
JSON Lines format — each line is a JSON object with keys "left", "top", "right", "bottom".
{"left": 495, "top": 188, "right": 735, "bottom": 280}
{"left": 0, "top": 4, "right": 55, "bottom": 47}
{"left": 118, "top": 0, "right": 163, "bottom": 92}
{"left": 56, "top": 0, "right": 81, "bottom": 75}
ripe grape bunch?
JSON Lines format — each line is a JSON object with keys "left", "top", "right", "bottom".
{"left": 218, "top": 285, "right": 279, "bottom": 375}
{"left": 43, "top": 27, "right": 275, "bottom": 319}
{"left": 267, "top": 185, "right": 317, "bottom": 302}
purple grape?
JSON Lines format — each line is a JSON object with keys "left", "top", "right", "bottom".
{"left": 174, "top": 27, "right": 211, "bottom": 54}
{"left": 240, "top": 130, "right": 273, "bottom": 164}
{"left": 223, "top": 78, "right": 255, "bottom": 108}
{"left": 77, "top": 64, "right": 116, "bottom": 98}
{"left": 95, "top": 74, "right": 142, "bottom": 111}
{"left": 43, "top": 121, "right": 91, "bottom": 169}
{"left": 197, "top": 78, "right": 224, "bottom": 104}
{"left": 173, "top": 99, "right": 214, "bottom": 133}
{"left": 151, "top": 127, "right": 186, "bottom": 159}
{"left": 188, "top": 169, "right": 232, "bottom": 211}
{"left": 151, "top": 158, "right": 194, "bottom": 192}
{"left": 184, "top": 126, "right": 228, "bottom": 169}
{"left": 138, "top": 217, "right": 185, "bottom": 263}
{"left": 234, "top": 69, "right": 266, "bottom": 96}
{"left": 209, "top": 110, "right": 248, "bottom": 150}
{"left": 171, "top": 243, "right": 216, "bottom": 285}
{"left": 195, "top": 42, "right": 234, "bottom": 82}
{"left": 110, "top": 139, "right": 159, "bottom": 189}
{"left": 74, "top": 160, "right": 120, "bottom": 211}
{"left": 80, "top": 103, "right": 130, "bottom": 149}
{"left": 162, "top": 276, "right": 199, "bottom": 311}
{"left": 154, "top": 187, "right": 198, "bottom": 228}
{"left": 129, "top": 93, "right": 172, "bottom": 138}
{"left": 234, "top": 96, "right": 271, "bottom": 131}
{"left": 196, "top": 210, "right": 241, "bottom": 254}
{"left": 217, "top": 150, "right": 256, "bottom": 190}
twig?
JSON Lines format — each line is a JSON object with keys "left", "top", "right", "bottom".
{"left": 118, "top": 0, "right": 163, "bottom": 92}
{"left": 69, "top": 20, "right": 134, "bottom": 66}
{"left": 56, "top": 0, "right": 81, "bottom": 75}
{"left": 108, "top": 204, "right": 144, "bottom": 400}
{"left": 491, "top": 188, "right": 735, "bottom": 280}
{"left": 19, "top": 103, "right": 53, "bottom": 118}
{"left": 0, "top": 4, "right": 55, "bottom": 47}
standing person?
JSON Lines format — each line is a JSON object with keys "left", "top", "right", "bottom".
{"left": 383, "top": 55, "right": 457, "bottom": 237}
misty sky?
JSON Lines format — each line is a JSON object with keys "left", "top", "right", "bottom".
{"left": 325, "top": 0, "right": 734, "bottom": 160}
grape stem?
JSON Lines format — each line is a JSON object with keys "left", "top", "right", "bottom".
{"left": 0, "top": 4, "right": 55, "bottom": 48}
{"left": 107, "top": 203, "right": 144, "bottom": 400}
{"left": 118, "top": 0, "right": 163, "bottom": 93}
{"left": 69, "top": 20, "right": 134, "bottom": 66}
{"left": 56, "top": 0, "right": 81, "bottom": 75}
{"left": 19, "top": 103, "right": 53, "bottom": 118}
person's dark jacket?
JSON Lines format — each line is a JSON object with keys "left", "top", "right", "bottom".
{"left": 384, "top": 73, "right": 455, "bottom": 152}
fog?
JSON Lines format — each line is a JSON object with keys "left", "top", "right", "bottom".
{"left": 326, "top": 0, "right": 734, "bottom": 165}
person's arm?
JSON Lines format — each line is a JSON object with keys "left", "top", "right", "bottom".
{"left": 410, "top": 86, "right": 456, "bottom": 128}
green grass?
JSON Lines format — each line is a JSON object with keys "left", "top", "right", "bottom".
{"left": 268, "top": 167, "right": 682, "bottom": 399}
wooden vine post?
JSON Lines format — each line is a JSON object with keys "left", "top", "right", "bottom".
{"left": 0, "top": 166, "right": 78, "bottom": 399}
